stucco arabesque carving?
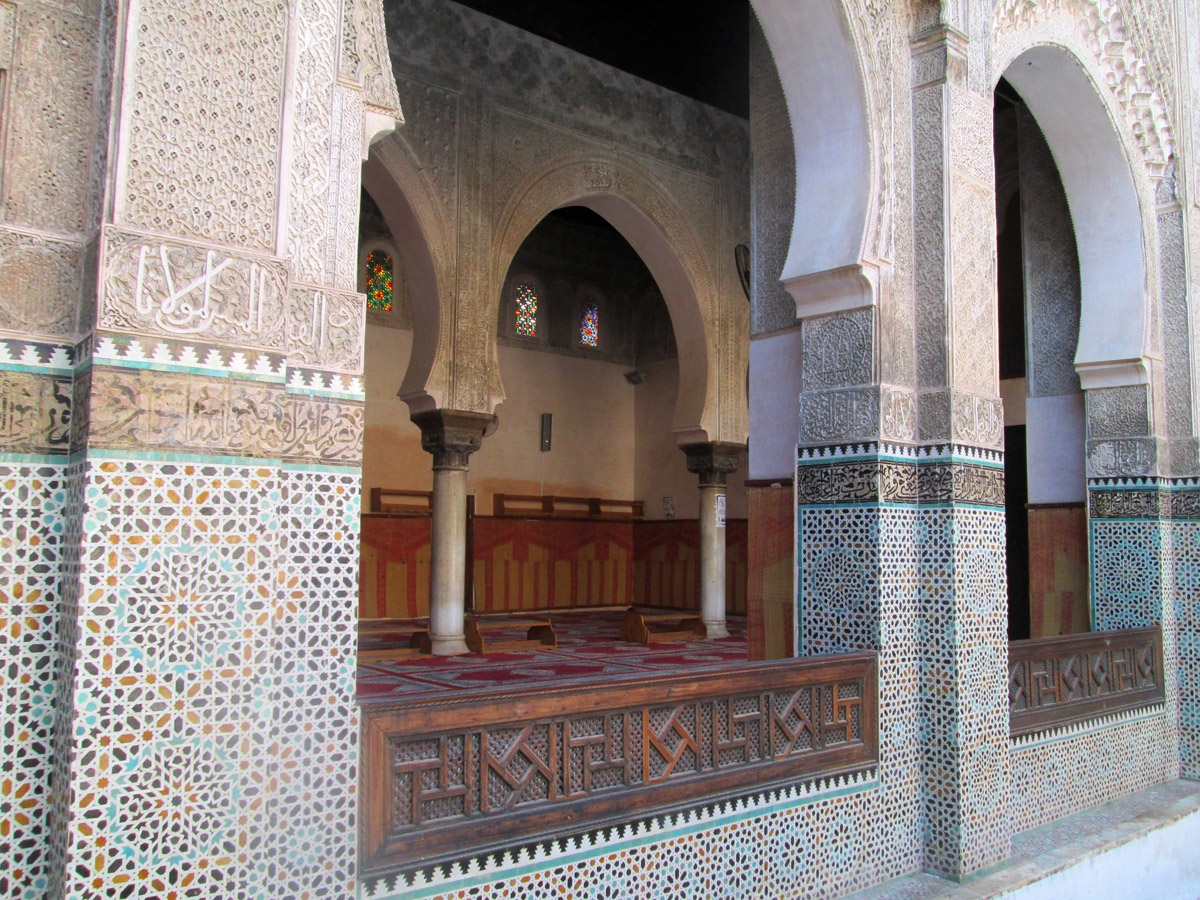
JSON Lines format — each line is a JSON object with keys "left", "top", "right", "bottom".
{"left": 846, "top": 0, "right": 895, "bottom": 263}
{"left": 992, "top": 0, "right": 1173, "bottom": 179}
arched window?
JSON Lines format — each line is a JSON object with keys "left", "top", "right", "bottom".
{"left": 515, "top": 282, "right": 538, "bottom": 336}
{"left": 580, "top": 301, "right": 599, "bottom": 346}
{"left": 365, "top": 248, "right": 393, "bottom": 312}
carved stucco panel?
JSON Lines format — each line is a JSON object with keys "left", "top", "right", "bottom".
{"left": 281, "top": 392, "right": 363, "bottom": 463}
{"left": 98, "top": 228, "right": 289, "bottom": 351}
{"left": 846, "top": 0, "right": 895, "bottom": 260}
{"left": 1086, "top": 436, "right": 1158, "bottom": 477}
{"left": 286, "top": 0, "right": 339, "bottom": 286}
{"left": 1157, "top": 202, "right": 1192, "bottom": 440}
{"left": 881, "top": 386, "right": 917, "bottom": 443}
{"left": 912, "top": 84, "right": 947, "bottom": 389}
{"left": 117, "top": 0, "right": 288, "bottom": 251}
{"left": 394, "top": 77, "right": 461, "bottom": 218}
{"left": 340, "top": 0, "right": 402, "bottom": 115}
{"left": 949, "top": 174, "right": 997, "bottom": 397}
{"left": 1087, "top": 385, "right": 1151, "bottom": 439}
{"left": 1017, "top": 106, "right": 1082, "bottom": 398}
{"left": 803, "top": 308, "right": 874, "bottom": 392}
{"left": 920, "top": 389, "right": 951, "bottom": 443}
{"left": 286, "top": 285, "right": 364, "bottom": 374}
{"left": 3, "top": 1, "right": 96, "bottom": 235}
{"left": 800, "top": 387, "right": 880, "bottom": 444}
{"left": 0, "top": 228, "right": 83, "bottom": 337}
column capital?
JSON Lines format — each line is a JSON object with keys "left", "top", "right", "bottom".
{"left": 411, "top": 409, "right": 494, "bottom": 470}
{"left": 682, "top": 442, "right": 744, "bottom": 486}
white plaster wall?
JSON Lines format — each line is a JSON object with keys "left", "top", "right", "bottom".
{"left": 1025, "top": 393, "right": 1087, "bottom": 503}
{"left": 363, "top": 324, "right": 742, "bottom": 518}
{"left": 1000, "top": 809, "right": 1200, "bottom": 900}
{"left": 748, "top": 330, "right": 803, "bottom": 480}
{"left": 632, "top": 359, "right": 749, "bottom": 521}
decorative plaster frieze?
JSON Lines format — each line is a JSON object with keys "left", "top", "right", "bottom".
{"left": 0, "top": 369, "right": 71, "bottom": 455}
{"left": 98, "top": 228, "right": 289, "bottom": 351}
{"left": 286, "top": 285, "right": 365, "bottom": 374}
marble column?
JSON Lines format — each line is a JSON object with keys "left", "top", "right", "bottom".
{"left": 683, "top": 442, "right": 742, "bottom": 639}
{"left": 413, "top": 410, "right": 494, "bottom": 655}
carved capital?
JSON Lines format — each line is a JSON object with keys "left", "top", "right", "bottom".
{"left": 682, "top": 442, "right": 743, "bottom": 486}
{"left": 412, "top": 409, "right": 494, "bottom": 470}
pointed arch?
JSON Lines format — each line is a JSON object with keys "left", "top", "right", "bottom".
{"left": 493, "top": 157, "right": 715, "bottom": 442}
{"left": 750, "top": 0, "right": 879, "bottom": 313}
{"left": 998, "top": 43, "right": 1152, "bottom": 388}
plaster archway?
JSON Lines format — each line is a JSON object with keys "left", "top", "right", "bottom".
{"left": 749, "top": 0, "right": 878, "bottom": 314}
{"left": 998, "top": 44, "right": 1151, "bottom": 389}
{"left": 492, "top": 158, "right": 715, "bottom": 443}
{"left": 362, "top": 135, "right": 452, "bottom": 413}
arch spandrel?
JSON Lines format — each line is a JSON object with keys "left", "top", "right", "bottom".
{"left": 490, "top": 155, "right": 730, "bottom": 444}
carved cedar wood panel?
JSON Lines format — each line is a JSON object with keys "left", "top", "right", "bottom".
{"left": 1008, "top": 627, "right": 1164, "bottom": 736}
{"left": 361, "top": 655, "right": 878, "bottom": 873}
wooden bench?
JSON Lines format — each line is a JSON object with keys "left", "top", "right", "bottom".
{"left": 620, "top": 608, "right": 706, "bottom": 644}
{"left": 465, "top": 616, "right": 557, "bottom": 654}
{"left": 358, "top": 619, "right": 432, "bottom": 659}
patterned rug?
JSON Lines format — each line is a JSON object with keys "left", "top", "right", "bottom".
{"left": 356, "top": 608, "right": 748, "bottom": 702}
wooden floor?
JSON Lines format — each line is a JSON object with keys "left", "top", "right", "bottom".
{"left": 356, "top": 608, "right": 748, "bottom": 702}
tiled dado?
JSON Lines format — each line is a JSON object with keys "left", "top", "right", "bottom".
{"left": 0, "top": 460, "right": 70, "bottom": 900}
{"left": 49, "top": 456, "right": 362, "bottom": 899}
{"left": 1089, "top": 476, "right": 1199, "bottom": 779}
{"left": 797, "top": 444, "right": 1010, "bottom": 877}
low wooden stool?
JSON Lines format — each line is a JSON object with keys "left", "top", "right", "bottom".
{"left": 465, "top": 616, "right": 557, "bottom": 654}
{"left": 358, "top": 619, "right": 432, "bottom": 660}
{"left": 620, "top": 608, "right": 706, "bottom": 644}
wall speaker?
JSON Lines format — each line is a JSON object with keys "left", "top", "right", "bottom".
{"left": 540, "top": 413, "right": 552, "bottom": 452}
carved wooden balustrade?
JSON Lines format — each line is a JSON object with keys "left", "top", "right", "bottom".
{"left": 360, "top": 654, "right": 878, "bottom": 873}
{"left": 1008, "top": 627, "right": 1164, "bottom": 737}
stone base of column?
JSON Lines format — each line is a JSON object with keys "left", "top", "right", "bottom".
{"left": 430, "top": 635, "right": 470, "bottom": 656}
{"left": 703, "top": 621, "right": 731, "bottom": 639}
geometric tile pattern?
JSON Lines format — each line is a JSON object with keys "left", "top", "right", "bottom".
{"left": 0, "top": 462, "right": 68, "bottom": 900}
{"left": 917, "top": 500, "right": 1011, "bottom": 877}
{"left": 1009, "top": 707, "right": 1176, "bottom": 833}
{"left": 799, "top": 443, "right": 1011, "bottom": 880}
{"left": 40, "top": 456, "right": 361, "bottom": 900}
{"left": 362, "top": 771, "right": 914, "bottom": 900}
{"left": 274, "top": 466, "right": 361, "bottom": 900}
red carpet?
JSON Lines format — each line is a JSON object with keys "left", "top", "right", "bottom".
{"left": 356, "top": 609, "right": 748, "bottom": 703}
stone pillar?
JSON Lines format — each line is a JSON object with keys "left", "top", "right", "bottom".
{"left": 33, "top": 1, "right": 402, "bottom": 898}
{"left": 413, "top": 410, "right": 493, "bottom": 655}
{"left": 683, "top": 443, "right": 742, "bottom": 639}
{"left": 911, "top": 23, "right": 1012, "bottom": 879}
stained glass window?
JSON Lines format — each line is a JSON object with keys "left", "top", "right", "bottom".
{"left": 515, "top": 282, "right": 538, "bottom": 336}
{"left": 366, "top": 249, "right": 393, "bottom": 311}
{"left": 580, "top": 302, "right": 599, "bottom": 346}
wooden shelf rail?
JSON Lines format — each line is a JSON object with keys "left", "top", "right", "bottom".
{"left": 369, "top": 488, "right": 434, "bottom": 515}
{"left": 361, "top": 653, "right": 878, "bottom": 874}
{"left": 1008, "top": 626, "right": 1164, "bottom": 737}
{"left": 493, "top": 493, "right": 644, "bottom": 520}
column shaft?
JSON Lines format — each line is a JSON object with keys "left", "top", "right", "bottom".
{"left": 698, "top": 482, "right": 730, "bottom": 638}
{"left": 429, "top": 464, "right": 470, "bottom": 654}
